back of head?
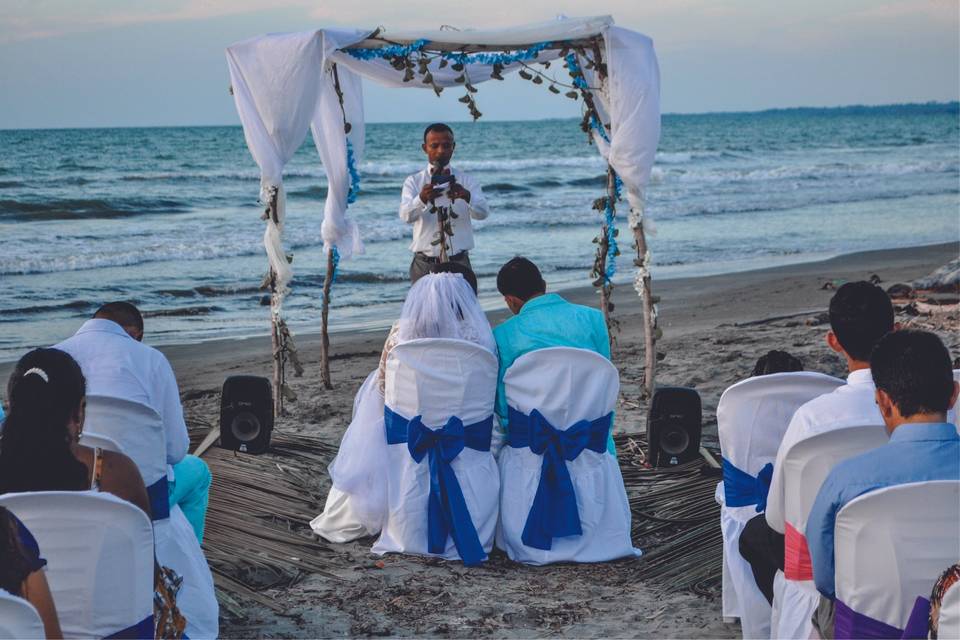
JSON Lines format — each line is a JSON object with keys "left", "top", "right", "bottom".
{"left": 497, "top": 257, "right": 546, "bottom": 302}
{"left": 429, "top": 261, "right": 479, "bottom": 294}
{"left": 870, "top": 329, "right": 955, "bottom": 418}
{"left": 0, "top": 348, "right": 89, "bottom": 494}
{"left": 94, "top": 301, "right": 143, "bottom": 334}
{"left": 752, "top": 350, "right": 804, "bottom": 377}
{"left": 828, "top": 281, "right": 894, "bottom": 362}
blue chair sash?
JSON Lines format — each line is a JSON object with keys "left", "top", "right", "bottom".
{"left": 105, "top": 614, "right": 154, "bottom": 639}
{"left": 721, "top": 458, "right": 773, "bottom": 513}
{"left": 384, "top": 405, "right": 492, "bottom": 566}
{"left": 147, "top": 476, "right": 170, "bottom": 521}
{"left": 834, "top": 596, "right": 930, "bottom": 639}
{"left": 506, "top": 406, "right": 612, "bottom": 551}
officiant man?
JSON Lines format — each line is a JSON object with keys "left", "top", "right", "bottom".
{"left": 399, "top": 123, "right": 489, "bottom": 283}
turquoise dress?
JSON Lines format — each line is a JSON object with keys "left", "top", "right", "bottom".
{"left": 493, "top": 293, "right": 616, "bottom": 454}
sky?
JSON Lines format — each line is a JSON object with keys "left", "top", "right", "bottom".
{"left": 0, "top": 0, "right": 957, "bottom": 129}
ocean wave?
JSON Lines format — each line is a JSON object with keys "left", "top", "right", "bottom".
{"left": 656, "top": 159, "right": 959, "bottom": 185}
{"left": 157, "top": 284, "right": 262, "bottom": 298}
{"left": 0, "top": 180, "right": 23, "bottom": 189}
{"left": 143, "top": 305, "right": 222, "bottom": 317}
{"left": 567, "top": 175, "right": 607, "bottom": 188}
{"left": 483, "top": 182, "right": 530, "bottom": 193}
{"left": 0, "top": 299, "right": 97, "bottom": 318}
{"left": 358, "top": 155, "right": 607, "bottom": 176}
{"left": 0, "top": 197, "right": 191, "bottom": 221}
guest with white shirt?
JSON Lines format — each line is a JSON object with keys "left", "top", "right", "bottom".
{"left": 399, "top": 123, "right": 489, "bottom": 283}
{"left": 54, "top": 302, "right": 211, "bottom": 543}
{"left": 739, "top": 281, "right": 895, "bottom": 601}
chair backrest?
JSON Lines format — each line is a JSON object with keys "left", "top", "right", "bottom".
{"left": 835, "top": 480, "right": 960, "bottom": 631}
{"left": 503, "top": 347, "right": 619, "bottom": 428}
{"left": 936, "top": 565, "right": 960, "bottom": 640}
{"left": 781, "top": 424, "right": 889, "bottom": 533}
{"left": 83, "top": 394, "right": 167, "bottom": 518}
{"left": 717, "top": 372, "right": 844, "bottom": 476}
{"left": 384, "top": 338, "right": 498, "bottom": 425}
{"left": 0, "top": 589, "right": 44, "bottom": 639}
{"left": 0, "top": 491, "right": 154, "bottom": 639}
{"left": 79, "top": 431, "right": 124, "bottom": 454}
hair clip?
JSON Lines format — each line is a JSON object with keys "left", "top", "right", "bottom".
{"left": 23, "top": 367, "right": 49, "bottom": 383}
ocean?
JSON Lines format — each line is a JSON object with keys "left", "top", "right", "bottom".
{"left": 1, "top": 104, "right": 958, "bottom": 361}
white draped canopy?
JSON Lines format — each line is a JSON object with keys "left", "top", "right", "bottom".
{"left": 225, "top": 15, "right": 661, "bottom": 306}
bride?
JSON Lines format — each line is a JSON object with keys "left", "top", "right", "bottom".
{"left": 310, "top": 264, "right": 497, "bottom": 542}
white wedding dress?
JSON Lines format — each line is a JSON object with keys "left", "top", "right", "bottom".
{"left": 310, "top": 273, "right": 497, "bottom": 542}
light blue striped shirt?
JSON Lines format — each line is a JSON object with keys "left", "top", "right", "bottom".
{"left": 806, "top": 422, "right": 960, "bottom": 599}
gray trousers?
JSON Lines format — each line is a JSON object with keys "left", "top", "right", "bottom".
{"left": 409, "top": 251, "right": 472, "bottom": 284}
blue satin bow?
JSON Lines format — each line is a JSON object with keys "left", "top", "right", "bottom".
{"left": 384, "top": 406, "right": 492, "bottom": 566}
{"left": 721, "top": 458, "right": 774, "bottom": 513}
{"left": 507, "top": 407, "right": 612, "bottom": 551}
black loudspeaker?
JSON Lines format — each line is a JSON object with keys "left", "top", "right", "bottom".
{"left": 219, "top": 376, "right": 273, "bottom": 454}
{"left": 646, "top": 386, "right": 702, "bottom": 467}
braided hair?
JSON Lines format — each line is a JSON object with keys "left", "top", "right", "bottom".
{"left": 0, "top": 348, "right": 89, "bottom": 493}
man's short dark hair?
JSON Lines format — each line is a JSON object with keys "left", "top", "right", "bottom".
{"left": 95, "top": 301, "right": 144, "bottom": 332}
{"left": 752, "top": 350, "right": 804, "bottom": 377}
{"left": 870, "top": 329, "right": 955, "bottom": 417}
{"left": 429, "top": 261, "right": 478, "bottom": 295}
{"left": 828, "top": 282, "right": 894, "bottom": 361}
{"left": 497, "top": 257, "right": 546, "bottom": 301}
{"left": 423, "top": 123, "right": 454, "bottom": 142}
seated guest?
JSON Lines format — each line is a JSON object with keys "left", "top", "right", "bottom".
{"left": 54, "top": 302, "right": 210, "bottom": 542}
{"left": 0, "top": 348, "right": 152, "bottom": 516}
{"left": 493, "top": 257, "right": 614, "bottom": 453}
{"left": 311, "top": 268, "right": 496, "bottom": 543}
{"left": 741, "top": 282, "right": 894, "bottom": 605}
{"left": 0, "top": 505, "right": 62, "bottom": 639}
{"left": 806, "top": 329, "right": 960, "bottom": 637}
{"left": 752, "top": 349, "right": 804, "bottom": 377}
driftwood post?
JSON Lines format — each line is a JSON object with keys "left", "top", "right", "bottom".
{"left": 265, "top": 188, "right": 285, "bottom": 418}
{"left": 320, "top": 249, "right": 334, "bottom": 390}
{"left": 631, "top": 201, "right": 658, "bottom": 398}
{"left": 598, "top": 166, "right": 617, "bottom": 343}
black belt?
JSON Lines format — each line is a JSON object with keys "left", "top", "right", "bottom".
{"left": 415, "top": 251, "right": 467, "bottom": 264}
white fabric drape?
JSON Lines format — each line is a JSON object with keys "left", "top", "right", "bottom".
{"left": 227, "top": 16, "right": 661, "bottom": 278}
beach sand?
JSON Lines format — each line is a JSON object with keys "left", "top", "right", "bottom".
{"left": 4, "top": 242, "right": 956, "bottom": 638}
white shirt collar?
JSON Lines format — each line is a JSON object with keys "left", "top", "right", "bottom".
{"left": 425, "top": 163, "right": 455, "bottom": 175}
{"left": 75, "top": 318, "right": 133, "bottom": 339}
{"left": 846, "top": 368, "right": 874, "bottom": 386}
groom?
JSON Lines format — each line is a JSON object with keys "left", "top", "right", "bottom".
{"left": 493, "top": 257, "right": 615, "bottom": 453}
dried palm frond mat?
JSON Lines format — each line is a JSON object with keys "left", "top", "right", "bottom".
{"left": 190, "top": 424, "right": 722, "bottom": 616}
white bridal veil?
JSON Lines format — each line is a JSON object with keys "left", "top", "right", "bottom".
{"left": 396, "top": 273, "right": 496, "bottom": 353}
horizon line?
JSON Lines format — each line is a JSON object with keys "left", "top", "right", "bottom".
{"left": 1, "top": 100, "right": 956, "bottom": 132}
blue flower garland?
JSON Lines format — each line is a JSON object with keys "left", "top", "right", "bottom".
{"left": 565, "top": 53, "right": 610, "bottom": 143}
{"left": 330, "top": 246, "right": 340, "bottom": 284}
{"left": 603, "top": 174, "right": 622, "bottom": 283}
{"left": 346, "top": 139, "right": 361, "bottom": 205}
{"left": 346, "top": 38, "right": 429, "bottom": 60}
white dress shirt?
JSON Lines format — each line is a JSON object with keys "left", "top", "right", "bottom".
{"left": 55, "top": 319, "right": 190, "bottom": 468}
{"left": 765, "top": 368, "right": 882, "bottom": 533}
{"left": 398, "top": 164, "right": 489, "bottom": 257}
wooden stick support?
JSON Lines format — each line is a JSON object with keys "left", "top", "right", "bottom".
{"left": 320, "top": 248, "right": 334, "bottom": 390}
{"left": 599, "top": 167, "right": 616, "bottom": 344}
{"left": 632, "top": 213, "right": 657, "bottom": 398}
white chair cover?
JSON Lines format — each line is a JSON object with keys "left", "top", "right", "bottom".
{"left": 0, "top": 491, "right": 153, "bottom": 639}
{"left": 835, "top": 480, "right": 960, "bottom": 637}
{"left": 496, "top": 347, "right": 639, "bottom": 565}
{"left": 772, "top": 424, "right": 888, "bottom": 640}
{"left": 83, "top": 394, "right": 219, "bottom": 639}
{"left": 0, "top": 589, "right": 44, "bottom": 639}
{"left": 373, "top": 338, "right": 500, "bottom": 563}
{"left": 715, "top": 372, "right": 843, "bottom": 637}
{"left": 79, "top": 431, "right": 124, "bottom": 453}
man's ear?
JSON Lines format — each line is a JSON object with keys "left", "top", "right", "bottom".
{"left": 892, "top": 321, "right": 902, "bottom": 332}
{"left": 826, "top": 330, "right": 844, "bottom": 354}
{"left": 875, "top": 388, "right": 896, "bottom": 421}
{"left": 949, "top": 381, "right": 960, "bottom": 412}
{"left": 124, "top": 325, "right": 143, "bottom": 342}
{"left": 422, "top": 142, "right": 427, "bottom": 154}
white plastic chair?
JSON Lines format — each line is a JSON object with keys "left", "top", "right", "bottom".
{"left": 834, "top": 480, "right": 960, "bottom": 639}
{"left": 79, "top": 431, "right": 124, "bottom": 454}
{"left": 715, "top": 371, "right": 843, "bottom": 638}
{"left": 83, "top": 394, "right": 219, "bottom": 639}
{"left": 0, "top": 589, "right": 45, "bottom": 639}
{"left": 771, "top": 424, "right": 888, "bottom": 640}
{"left": 0, "top": 491, "right": 154, "bottom": 639}
{"left": 372, "top": 338, "right": 500, "bottom": 564}
{"left": 497, "top": 347, "right": 639, "bottom": 565}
